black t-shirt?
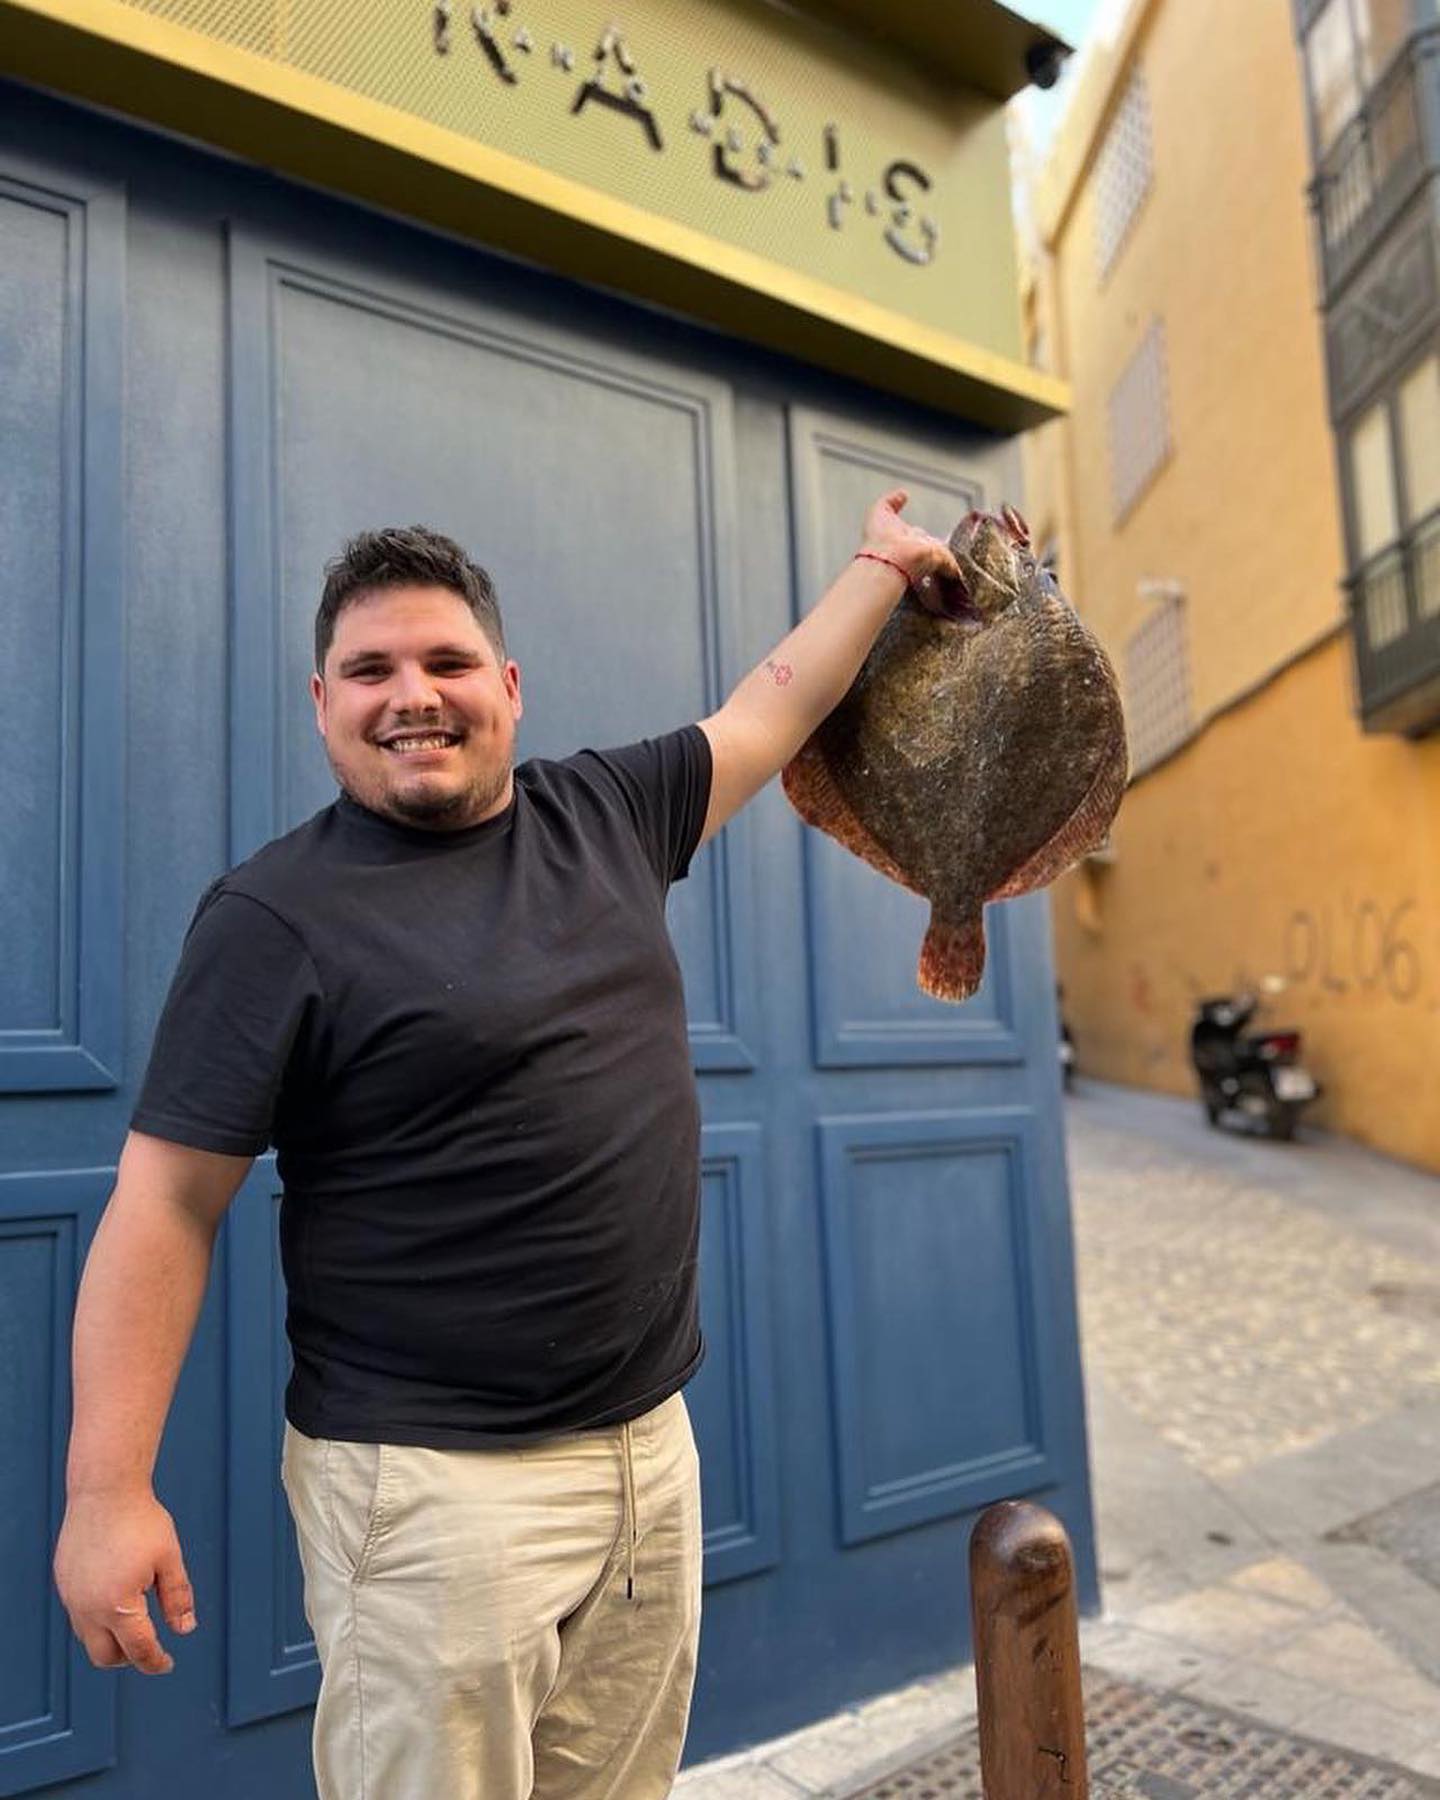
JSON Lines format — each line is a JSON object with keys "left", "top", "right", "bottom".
{"left": 133, "top": 727, "right": 714, "bottom": 1446}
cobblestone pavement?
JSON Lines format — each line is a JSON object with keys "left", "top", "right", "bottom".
{"left": 677, "top": 1083, "right": 1440, "bottom": 1797}
{"left": 1068, "top": 1084, "right": 1440, "bottom": 1778}
{"left": 1071, "top": 1120, "right": 1440, "bottom": 1481}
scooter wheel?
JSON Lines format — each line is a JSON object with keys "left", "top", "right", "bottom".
{"left": 1203, "top": 1095, "right": 1222, "bottom": 1126}
{"left": 1267, "top": 1103, "right": 1297, "bottom": 1142}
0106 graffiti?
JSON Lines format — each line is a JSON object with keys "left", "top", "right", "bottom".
{"left": 1284, "top": 897, "right": 1423, "bottom": 1004}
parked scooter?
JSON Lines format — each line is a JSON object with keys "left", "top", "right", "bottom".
{"left": 1188, "top": 979, "right": 1321, "bottom": 1141}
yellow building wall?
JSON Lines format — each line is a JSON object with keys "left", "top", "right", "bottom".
{"left": 1027, "top": 0, "right": 1345, "bottom": 719}
{"left": 1025, "top": 0, "right": 1440, "bottom": 1169}
{"left": 1053, "top": 634, "right": 1440, "bottom": 1171}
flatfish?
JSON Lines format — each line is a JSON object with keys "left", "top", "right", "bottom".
{"left": 782, "top": 505, "right": 1127, "bottom": 1001}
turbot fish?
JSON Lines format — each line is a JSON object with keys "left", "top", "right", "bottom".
{"left": 782, "top": 505, "right": 1127, "bottom": 1002}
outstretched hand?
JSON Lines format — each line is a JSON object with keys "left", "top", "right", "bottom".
{"left": 858, "top": 489, "right": 964, "bottom": 614}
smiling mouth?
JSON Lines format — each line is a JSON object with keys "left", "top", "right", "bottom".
{"left": 378, "top": 732, "right": 463, "bottom": 755}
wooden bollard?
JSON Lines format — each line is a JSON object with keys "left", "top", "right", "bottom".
{"left": 969, "top": 1500, "right": 1088, "bottom": 1798}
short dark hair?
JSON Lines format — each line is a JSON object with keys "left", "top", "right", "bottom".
{"left": 315, "top": 526, "right": 505, "bottom": 672}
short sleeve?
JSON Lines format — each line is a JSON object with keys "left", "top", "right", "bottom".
{"left": 130, "top": 886, "right": 324, "bottom": 1156}
{"left": 567, "top": 725, "right": 714, "bottom": 888}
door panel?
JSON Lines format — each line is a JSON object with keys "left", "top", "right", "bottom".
{"left": 0, "top": 1170, "right": 113, "bottom": 1793}
{"left": 817, "top": 1110, "right": 1054, "bottom": 1545}
{"left": 689, "top": 1124, "right": 783, "bottom": 1586}
{"left": 225, "top": 1161, "right": 319, "bottom": 1727}
{"left": 0, "top": 160, "right": 123, "bottom": 1094}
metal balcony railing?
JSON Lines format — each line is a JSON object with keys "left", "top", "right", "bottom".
{"left": 1311, "top": 30, "right": 1433, "bottom": 295}
{"left": 1350, "top": 506, "right": 1440, "bottom": 732}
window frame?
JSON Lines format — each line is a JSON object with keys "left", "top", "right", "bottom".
{"left": 1343, "top": 345, "right": 1440, "bottom": 568}
{"left": 1342, "top": 345, "right": 1440, "bottom": 658}
{"left": 1302, "top": 0, "right": 1368, "bottom": 158}
{"left": 1301, "top": 0, "right": 1416, "bottom": 157}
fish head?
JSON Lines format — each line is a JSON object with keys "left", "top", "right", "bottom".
{"left": 947, "top": 505, "right": 1049, "bottom": 622}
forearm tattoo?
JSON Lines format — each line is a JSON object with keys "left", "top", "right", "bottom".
{"left": 763, "top": 658, "right": 794, "bottom": 687}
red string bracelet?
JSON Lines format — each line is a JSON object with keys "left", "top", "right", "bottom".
{"left": 854, "top": 550, "right": 911, "bottom": 584}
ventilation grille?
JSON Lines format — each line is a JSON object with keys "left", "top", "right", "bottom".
{"left": 1108, "top": 319, "right": 1171, "bottom": 522}
{"left": 1094, "top": 67, "right": 1153, "bottom": 278}
{"left": 1125, "top": 592, "right": 1191, "bottom": 774}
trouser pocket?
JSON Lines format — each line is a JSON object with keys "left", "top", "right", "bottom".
{"left": 283, "top": 1426, "right": 390, "bottom": 1582}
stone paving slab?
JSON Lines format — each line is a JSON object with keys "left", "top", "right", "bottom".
{"left": 675, "top": 1670, "right": 978, "bottom": 1800}
{"left": 1331, "top": 1480, "right": 1440, "bottom": 1594}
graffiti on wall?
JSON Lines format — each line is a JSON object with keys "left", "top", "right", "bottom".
{"left": 1283, "top": 896, "right": 1426, "bottom": 1006}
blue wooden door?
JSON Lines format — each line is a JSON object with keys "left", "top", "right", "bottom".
{"left": 0, "top": 80, "right": 1095, "bottom": 1797}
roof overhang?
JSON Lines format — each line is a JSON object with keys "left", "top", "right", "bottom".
{"left": 786, "top": 0, "right": 1072, "bottom": 101}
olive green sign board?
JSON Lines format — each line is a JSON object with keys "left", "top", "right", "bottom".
{"left": 3, "top": 0, "right": 1068, "bottom": 426}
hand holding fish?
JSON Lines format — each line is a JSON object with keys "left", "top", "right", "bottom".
{"left": 856, "top": 489, "right": 965, "bottom": 615}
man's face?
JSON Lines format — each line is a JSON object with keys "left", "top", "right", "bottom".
{"left": 311, "top": 585, "right": 523, "bottom": 830}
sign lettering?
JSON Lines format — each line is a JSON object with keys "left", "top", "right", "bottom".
{"left": 430, "top": 6, "right": 941, "bottom": 263}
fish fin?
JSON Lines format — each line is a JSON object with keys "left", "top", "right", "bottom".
{"left": 782, "top": 736, "right": 922, "bottom": 895}
{"left": 990, "top": 736, "right": 1129, "bottom": 901}
{"left": 918, "top": 911, "right": 987, "bottom": 1002}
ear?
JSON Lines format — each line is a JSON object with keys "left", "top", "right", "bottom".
{"left": 504, "top": 659, "right": 523, "bottom": 723}
{"left": 310, "top": 670, "right": 327, "bottom": 736}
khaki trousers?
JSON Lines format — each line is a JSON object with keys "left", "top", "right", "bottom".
{"left": 281, "top": 1393, "right": 702, "bottom": 1800}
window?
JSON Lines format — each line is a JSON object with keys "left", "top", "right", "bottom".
{"left": 1399, "top": 356, "right": 1440, "bottom": 520}
{"left": 1125, "top": 592, "right": 1191, "bottom": 775}
{"left": 1399, "top": 356, "right": 1440, "bottom": 620}
{"left": 1343, "top": 345, "right": 1440, "bottom": 721}
{"left": 1356, "top": 0, "right": 1411, "bottom": 86}
{"left": 1306, "top": 0, "right": 1412, "bottom": 153}
{"left": 1307, "top": 0, "right": 1365, "bottom": 152}
{"left": 1350, "top": 400, "right": 1399, "bottom": 558}
{"left": 1108, "top": 320, "right": 1171, "bottom": 522}
{"left": 1093, "top": 68, "right": 1153, "bottom": 278}
{"left": 1349, "top": 400, "right": 1405, "bottom": 649}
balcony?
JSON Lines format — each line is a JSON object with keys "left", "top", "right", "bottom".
{"left": 1310, "top": 29, "right": 1435, "bottom": 298}
{"left": 1350, "top": 507, "right": 1440, "bottom": 733}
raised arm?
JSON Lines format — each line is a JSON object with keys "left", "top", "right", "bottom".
{"left": 54, "top": 1131, "right": 253, "bottom": 1674}
{"left": 697, "top": 488, "right": 962, "bottom": 844}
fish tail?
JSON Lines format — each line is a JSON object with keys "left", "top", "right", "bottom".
{"left": 918, "top": 911, "right": 987, "bottom": 1002}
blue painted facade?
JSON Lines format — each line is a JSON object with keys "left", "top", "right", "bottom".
{"left": 0, "top": 81, "right": 1096, "bottom": 1798}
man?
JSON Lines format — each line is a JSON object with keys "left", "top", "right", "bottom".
{"left": 54, "top": 489, "right": 962, "bottom": 1800}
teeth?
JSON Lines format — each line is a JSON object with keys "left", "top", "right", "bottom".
{"left": 384, "top": 735, "right": 456, "bottom": 751}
